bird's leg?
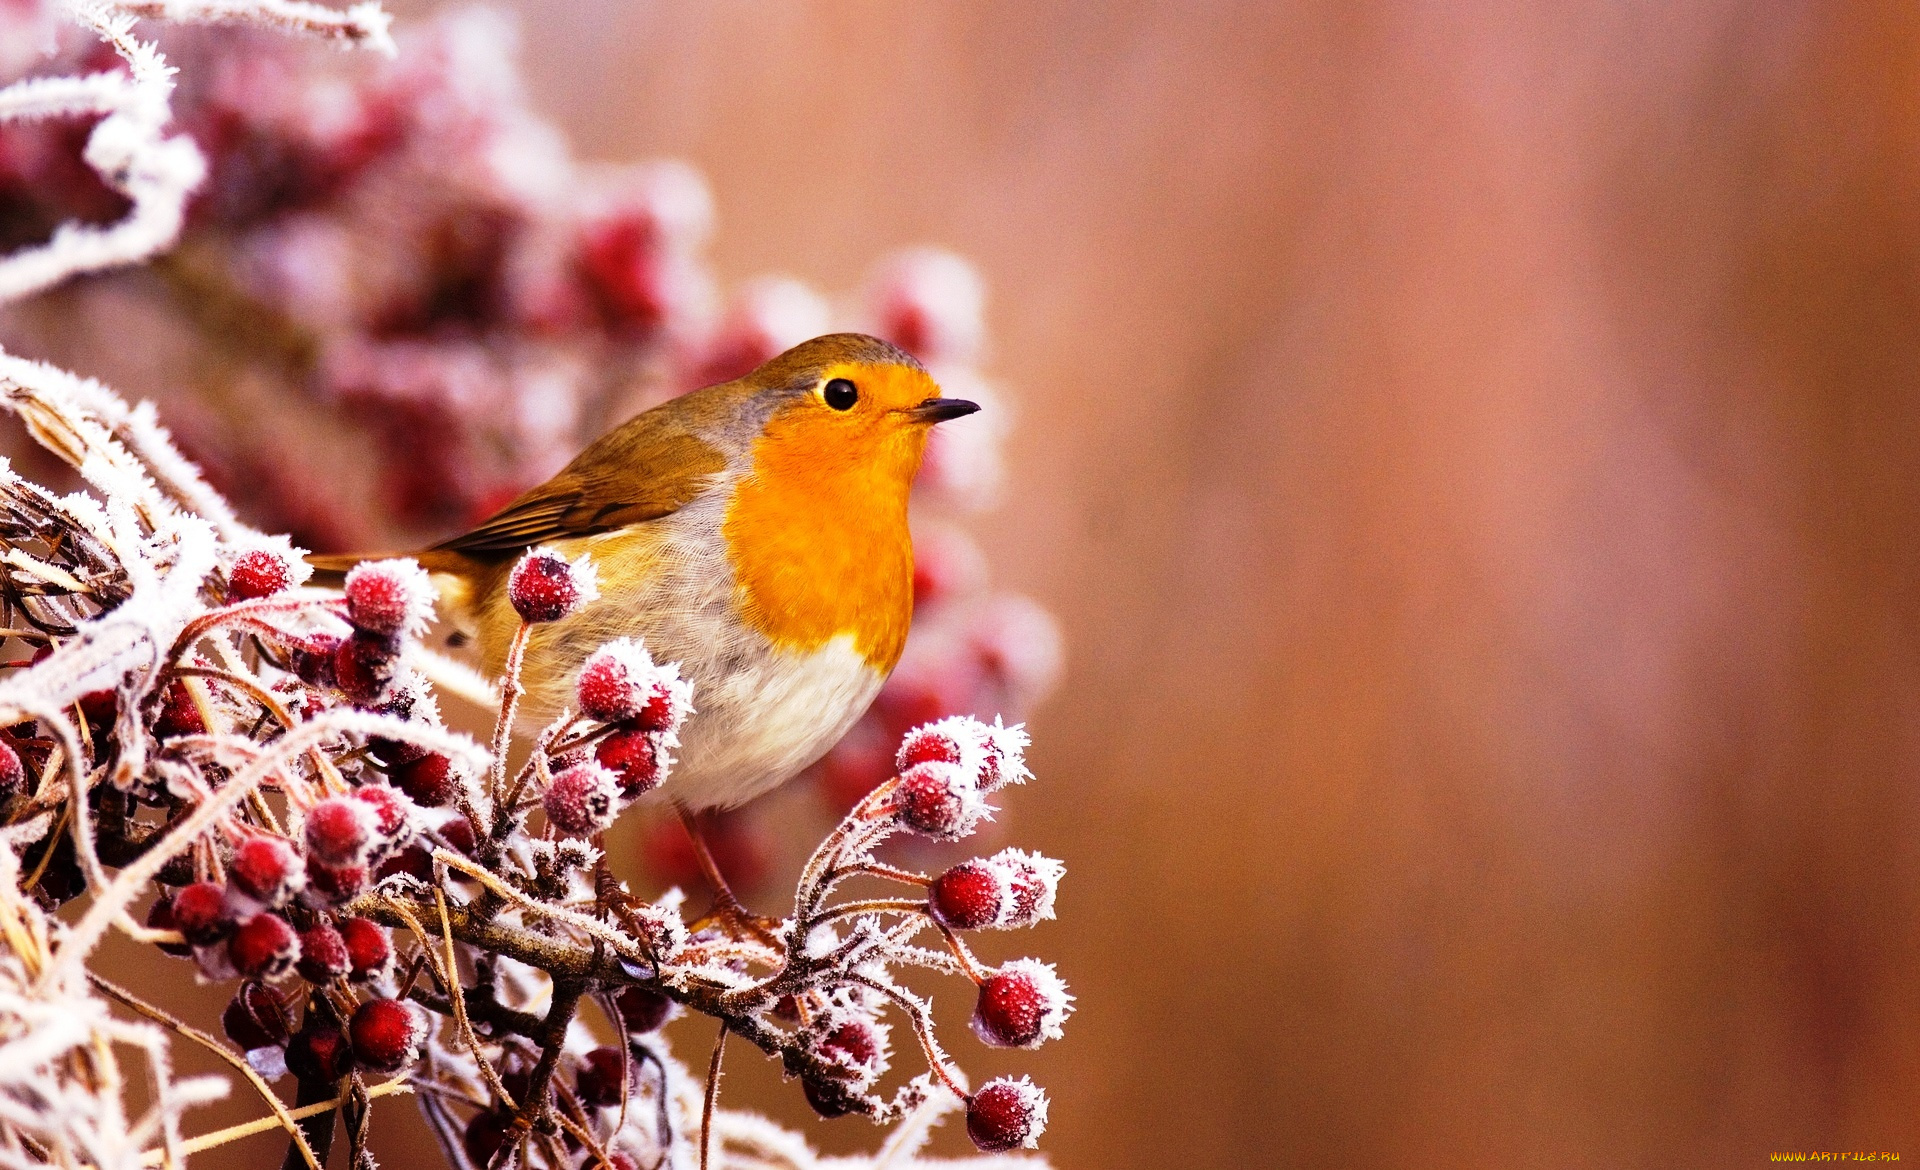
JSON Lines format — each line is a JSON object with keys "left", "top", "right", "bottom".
{"left": 676, "top": 801, "right": 783, "bottom": 951}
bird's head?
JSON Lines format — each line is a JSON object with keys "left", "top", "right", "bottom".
{"left": 736, "top": 333, "right": 977, "bottom": 491}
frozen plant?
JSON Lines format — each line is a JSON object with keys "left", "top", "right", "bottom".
{"left": 0, "top": 8, "right": 1069, "bottom": 1168}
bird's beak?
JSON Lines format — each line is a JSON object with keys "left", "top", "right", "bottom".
{"left": 907, "top": 397, "right": 981, "bottom": 424}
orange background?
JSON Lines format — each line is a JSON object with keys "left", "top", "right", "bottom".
{"left": 180, "top": 0, "right": 1920, "bottom": 1165}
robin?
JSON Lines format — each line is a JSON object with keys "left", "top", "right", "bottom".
{"left": 314, "top": 333, "right": 976, "bottom": 895}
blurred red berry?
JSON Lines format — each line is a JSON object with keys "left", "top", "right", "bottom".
{"left": 304, "top": 856, "right": 369, "bottom": 905}
{"left": 508, "top": 549, "right": 593, "bottom": 623}
{"left": 228, "top": 913, "right": 300, "bottom": 979}
{"left": 146, "top": 892, "right": 193, "bottom": 957}
{"left": 613, "top": 985, "right": 672, "bottom": 1034}
{"left": 394, "top": 751, "right": 457, "bottom": 806}
{"left": 170, "top": 880, "right": 233, "bottom": 946}
{"left": 286, "top": 1020, "right": 354, "bottom": 1083}
{"left": 228, "top": 834, "right": 305, "bottom": 908}
{"left": 349, "top": 998, "right": 422, "bottom": 1071}
{"left": 594, "top": 724, "right": 664, "bottom": 796}
{"left": 296, "top": 923, "right": 350, "bottom": 983}
{"left": 970, "top": 960, "right": 1072, "bottom": 1050}
{"left": 966, "top": 1076, "right": 1048, "bottom": 1152}
{"left": 0, "top": 737, "right": 25, "bottom": 799}
{"left": 333, "top": 631, "right": 398, "bottom": 705}
{"left": 543, "top": 762, "right": 619, "bottom": 836}
{"left": 152, "top": 679, "right": 205, "bottom": 740}
{"left": 463, "top": 1109, "right": 514, "bottom": 1166}
{"left": 338, "top": 916, "right": 392, "bottom": 980}
{"left": 928, "top": 860, "right": 1007, "bottom": 931}
{"left": 573, "top": 1046, "right": 626, "bottom": 1107}
{"left": 228, "top": 549, "right": 294, "bottom": 600}
{"left": 222, "top": 981, "right": 289, "bottom": 1050}
{"left": 289, "top": 633, "right": 342, "bottom": 687}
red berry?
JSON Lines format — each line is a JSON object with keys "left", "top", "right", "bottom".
{"left": 306, "top": 796, "right": 377, "bottom": 865}
{"left": 463, "top": 1110, "right": 513, "bottom": 1166}
{"left": 929, "top": 860, "right": 1007, "bottom": 930}
{"left": 0, "top": 738, "right": 25, "bottom": 798}
{"left": 375, "top": 842, "right": 433, "bottom": 883}
{"left": 594, "top": 725, "right": 664, "bottom": 796}
{"left": 286, "top": 1021, "right": 354, "bottom": 1083}
{"left": 296, "top": 924, "right": 350, "bottom": 983}
{"left": 349, "top": 998, "right": 422, "bottom": 1072}
{"left": 170, "top": 880, "right": 233, "bottom": 946}
{"left": 437, "top": 815, "right": 478, "bottom": 856}
{"left": 228, "top": 913, "right": 300, "bottom": 979}
{"left": 343, "top": 560, "right": 433, "bottom": 637}
{"left": 614, "top": 985, "right": 672, "bottom": 1034}
{"left": 993, "top": 848, "right": 1063, "bottom": 928}
{"left": 228, "top": 549, "right": 293, "bottom": 600}
{"left": 228, "top": 835, "right": 304, "bottom": 908}
{"left": 333, "top": 632, "right": 398, "bottom": 705}
{"left": 575, "top": 641, "right": 648, "bottom": 723}
{"left": 152, "top": 679, "right": 205, "bottom": 740}
{"left": 338, "top": 917, "right": 391, "bottom": 980}
{"left": 975, "top": 719, "right": 1031, "bottom": 794}
{"left": 966, "top": 1076, "right": 1048, "bottom": 1152}
{"left": 351, "top": 783, "right": 416, "bottom": 855}
{"left": 573, "top": 1046, "right": 626, "bottom": 1107}
{"left": 970, "top": 960, "right": 1073, "bottom": 1049}
{"left": 222, "top": 982, "right": 288, "bottom": 1050}
{"left": 893, "top": 761, "right": 985, "bottom": 840}
{"left": 146, "top": 893, "right": 192, "bottom": 957}
{"left": 289, "top": 633, "right": 341, "bottom": 687}
{"left": 896, "top": 724, "right": 965, "bottom": 770}
{"left": 304, "top": 857, "right": 369, "bottom": 905}
{"left": 394, "top": 751, "right": 457, "bottom": 806}
{"left": 810, "top": 1016, "right": 886, "bottom": 1085}
{"left": 803, "top": 1074, "right": 858, "bottom": 1118}
{"left": 508, "top": 549, "right": 594, "bottom": 624}
{"left": 543, "top": 763, "right": 619, "bottom": 836}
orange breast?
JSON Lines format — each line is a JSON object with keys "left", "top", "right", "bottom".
{"left": 721, "top": 404, "right": 922, "bottom": 672}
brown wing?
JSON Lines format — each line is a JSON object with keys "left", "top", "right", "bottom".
{"left": 432, "top": 420, "right": 728, "bottom": 561}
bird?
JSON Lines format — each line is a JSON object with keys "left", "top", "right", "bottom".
{"left": 314, "top": 333, "right": 977, "bottom": 821}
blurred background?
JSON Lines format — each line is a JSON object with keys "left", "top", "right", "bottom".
{"left": 13, "top": 0, "right": 1920, "bottom": 1167}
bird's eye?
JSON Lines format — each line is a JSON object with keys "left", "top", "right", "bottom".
{"left": 822, "top": 378, "right": 859, "bottom": 411}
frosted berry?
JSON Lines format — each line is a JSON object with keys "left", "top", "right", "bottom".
{"left": 296, "top": 924, "right": 350, "bottom": 984}
{"left": 966, "top": 1076, "right": 1048, "bottom": 1152}
{"left": 351, "top": 783, "right": 416, "bottom": 856}
{"left": 170, "top": 880, "right": 233, "bottom": 946}
{"left": 803, "top": 1074, "right": 858, "bottom": 1118}
{"left": 349, "top": 998, "right": 423, "bottom": 1072}
{"left": 304, "top": 857, "right": 369, "bottom": 906}
{"left": 394, "top": 751, "right": 457, "bottom": 806}
{"left": 929, "top": 859, "right": 1008, "bottom": 930}
{"left": 343, "top": 560, "right": 434, "bottom": 637}
{"left": 0, "top": 738, "right": 21, "bottom": 799}
{"left": 543, "top": 762, "right": 619, "bottom": 836}
{"left": 376, "top": 842, "right": 433, "bottom": 882}
{"left": 306, "top": 796, "right": 377, "bottom": 865}
{"left": 286, "top": 1021, "right": 353, "bottom": 1083}
{"left": 574, "top": 1046, "right": 626, "bottom": 1107}
{"left": 228, "top": 835, "right": 305, "bottom": 908}
{"left": 333, "top": 632, "right": 398, "bottom": 705}
{"left": 228, "top": 549, "right": 293, "bottom": 600}
{"left": 152, "top": 679, "right": 205, "bottom": 740}
{"left": 222, "top": 982, "right": 289, "bottom": 1050}
{"left": 893, "top": 760, "right": 987, "bottom": 840}
{"left": 896, "top": 721, "right": 969, "bottom": 770}
{"left": 146, "top": 893, "right": 193, "bottom": 957}
{"left": 463, "top": 1110, "right": 513, "bottom": 1166}
{"left": 975, "top": 719, "right": 1032, "bottom": 794}
{"left": 594, "top": 725, "right": 664, "bottom": 795}
{"left": 993, "top": 848, "right": 1064, "bottom": 928}
{"left": 228, "top": 913, "right": 300, "bottom": 979}
{"left": 575, "top": 640, "right": 649, "bottom": 723}
{"left": 508, "top": 548, "right": 596, "bottom": 623}
{"left": 289, "top": 633, "right": 341, "bottom": 687}
{"left": 338, "top": 917, "right": 392, "bottom": 980}
{"left": 614, "top": 985, "right": 672, "bottom": 1034}
{"left": 810, "top": 1016, "right": 886, "bottom": 1086}
{"left": 970, "top": 959, "right": 1073, "bottom": 1049}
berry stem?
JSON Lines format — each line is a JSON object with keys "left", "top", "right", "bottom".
{"left": 842, "top": 861, "right": 934, "bottom": 887}
{"left": 816, "top": 897, "right": 933, "bottom": 923}
{"left": 934, "top": 922, "right": 993, "bottom": 984}
{"left": 700, "top": 1019, "right": 727, "bottom": 1170}
{"left": 487, "top": 620, "right": 533, "bottom": 808}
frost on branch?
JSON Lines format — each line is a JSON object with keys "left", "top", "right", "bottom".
{"left": 0, "top": 333, "right": 1062, "bottom": 1170}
